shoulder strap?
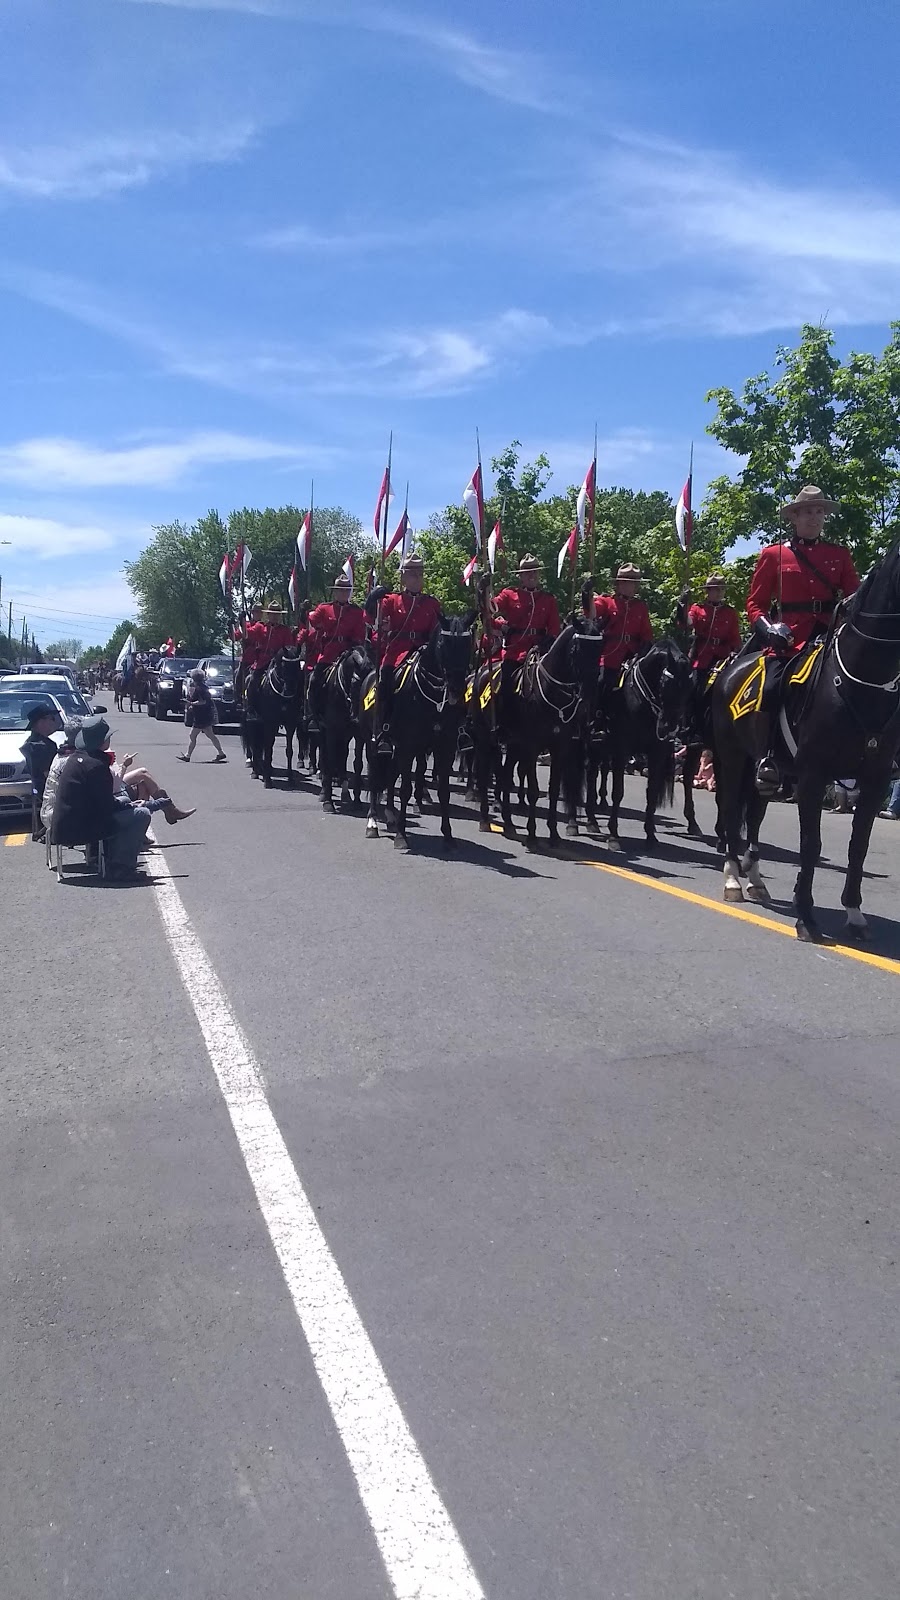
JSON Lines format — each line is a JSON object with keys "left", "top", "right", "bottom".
{"left": 789, "top": 540, "right": 842, "bottom": 603}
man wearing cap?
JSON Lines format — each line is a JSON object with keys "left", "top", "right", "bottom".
{"left": 489, "top": 555, "right": 561, "bottom": 717}
{"left": 747, "top": 485, "right": 859, "bottom": 790}
{"left": 588, "top": 564, "right": 654, "bottom": 677}
{"left": 687, "top": 574, "right": 742, "bottom": 678}
{"left": 50, "top": 715, "right": 151, "bottom": 880}
{"left": 306, "top": 572, "right": 367, "bottom": 732}
{"left": 366, "top": 553, "right": 444, "bottom": 750}
{"left": 20, "top": 700, "right": 63, "bottom": 842}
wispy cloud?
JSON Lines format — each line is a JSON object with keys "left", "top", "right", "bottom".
{"left": 0, "top": 124, "right": 258, "bottom": 201}
{"left": 0, "top": 512, "right": 119, "bottom": 559}
{"left": 0, "top": 431, "right": 327, "bottom": 490}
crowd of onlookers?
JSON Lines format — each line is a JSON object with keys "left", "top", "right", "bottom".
{"left": 21, "top": 699, "right": 200, "bottom": 882}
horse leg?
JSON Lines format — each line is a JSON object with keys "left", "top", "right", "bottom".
{"left": 438, "top": 747, "right": 455, "bottom": 849}
{"left": 525, "top": 756, "right": 540, "bottom": 846}
{"left": 840, "top": 774, "right": 883, "bottom": 939}
{"left": 285, "top": 722, "right": 295, "bottom": 787}
{"left": 263, "top": 729, "right": 276, "bottom": 788}
{"left": 352, "top": 732, "right": 364, "bottom": 808}
{"left": 607, "top": 755, "right": 625, "bottom": 848}
{"left": 793, "top": 769, "right": 828, "bottom": 940}
{"left": 339, "top": 730, "right": 352, "bottom": 808}
{"left": 546, "top": 751, "right": 562, "bottom": 844}
{"left": 584, "top": 746, "right": 601, "bottom": 834}
{"left": 394, "top": 760, "right": 413, "bottom": 849}
{"left": 500, "top": 746, "right": 517, "bottom": 838}
{"left": 474, "top": 738, "right": 493, "bottom": 833}
{"left": 682, "top": 745, "right": 702, "bottom": 835}
{"left": 598, "top": 755, "right": 609, "bottom": 813}
{"left": 365, "top": 743, "right": 381, "bottom": 838}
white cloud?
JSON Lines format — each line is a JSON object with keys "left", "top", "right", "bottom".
{"left": 0, "top": 513, "right": 119, "bottom": 559}
{"left": 0, "top": 431, "right": 325, "bottom": 490}
{"left": 0, "top": 124, "right": 258, "bottom": 201}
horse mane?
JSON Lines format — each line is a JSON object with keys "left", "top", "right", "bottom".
{"left": 846, "top": 534, "right": 900, "bottom": 620}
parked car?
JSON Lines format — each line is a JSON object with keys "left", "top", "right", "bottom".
{"left": 197, "top": 656, "right": 240, "bottom": 724}
{"left": 0, "top": 690, "right": 65, "bottom": 818}
{"left": 0, "top": 674, "right": 104, "bottom": 720}
{"left": 19, "top": 660, "right": 78, "bottom": 687}
{"left": 148, "top": 657, "right": 202, "bottom": 720}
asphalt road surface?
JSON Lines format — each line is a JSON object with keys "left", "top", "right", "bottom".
{"left": 2, "top": 708, "right": 899, "bottom": 1600}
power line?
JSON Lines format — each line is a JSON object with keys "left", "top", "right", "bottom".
{"left": 0, "top": 595, "right": 131, "bottom": 621}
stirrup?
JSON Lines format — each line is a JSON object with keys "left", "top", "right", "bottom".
{"left": 457, "top": 728, "right": 474, "bottom": 753}
{"left": 376, "top": 723, "right": 394, "bottom": 754}
{"left": 755, "top": 755, "right": 780, "bottom": 796}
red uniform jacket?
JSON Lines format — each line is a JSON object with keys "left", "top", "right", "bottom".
{"left": 307, "top": 601, "right": 366, "bottom": 665}
{"left": 593, "top": 595, "right": 653, "bottom": 671}
{"left": 378, "top": 592, "right": 443, "bottom": 668}
{"left": 257, "top": 623, "right": 295, "bottom": 667}
{"left": 747, "top": 539, "right": 858, "bottom": 650}
{"left": 239, "top": 620, "right": 268, "bottom": 671}
{"left": 688, "top": 601, "right": 741, "bottom": 671}
{"left": 492, "top": 587, "right": 561, "bottom": 662}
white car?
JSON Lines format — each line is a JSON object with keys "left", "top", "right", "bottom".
{"left": 0, "top": 674, "right": 103, "bottom": 721}
{"left": 0, "top": 689, "right": 66, "bottom": 818}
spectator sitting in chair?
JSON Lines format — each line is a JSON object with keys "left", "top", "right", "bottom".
{"left": 50, "top": 714, "right": 151, "bottom": 881}
{"left": 20, "top": 699, "right": 63, "bottom": 843}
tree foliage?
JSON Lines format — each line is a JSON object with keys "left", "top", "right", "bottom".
{"left": 41, "top": 637, "right": 83, "bottom": 662}
{"left": 704, "top": 322, "right": 900, "bottom": 574}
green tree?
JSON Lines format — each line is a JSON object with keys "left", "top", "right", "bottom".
{"left": 42, "top": 637, "right": 83, "bottom": 662}
{"left": 704, "top": 322, "right": 900, "bottom": 575}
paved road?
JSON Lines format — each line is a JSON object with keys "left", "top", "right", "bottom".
{"left": 2, "top": 708, "right": 899, "bottom": 1599}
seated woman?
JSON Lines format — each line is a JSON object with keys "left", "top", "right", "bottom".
{"left": 20, "top": 699, "right": 63, "bottom": 842}
{"left": 42, "top": 721, "right": 194, "bottom": 833}
{"left": 50, "top": 715, "right": 150, "bottom": 881}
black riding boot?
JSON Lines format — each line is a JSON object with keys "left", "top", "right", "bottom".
{"left": 376, "top": 667, "right": 396, "bottom": 753}
{"left": 307, "top": 664, "right": 326, "bottom": 732}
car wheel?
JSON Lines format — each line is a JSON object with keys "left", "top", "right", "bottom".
{"left": 156, "top": 702, "right": 167, "bottom": 721}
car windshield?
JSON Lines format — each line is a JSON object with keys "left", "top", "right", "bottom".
{"left": 204, "top": 659, "right": 233, "bottom": 679}
{"left": 161, "top": 658, "right": 201, "bottom": 676}
{"left": 0, "top": 691, "right": 59, "bottom": 731}
{"left": 3, "top": 680, "right": 90, "bottom": 715}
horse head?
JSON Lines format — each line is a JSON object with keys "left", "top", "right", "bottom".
{"left": 565, "top": 616, "right": 605, "bottom": 694}
{"left": 274, "top": 646, "right": 302, "bottom": 694}
{"left": 847, "top": 535, "right": 900, "bottom": 639}
{"left": 432, "top": 617, "right": 474, "bottom": 702}
{"left": 637, "top": 639, "right": 692, "bottom": 739}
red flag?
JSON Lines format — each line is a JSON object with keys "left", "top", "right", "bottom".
{"left": 461, "top": 554, "right": 478, "bottom": 585}
{"left": 487, "top": 519, "right": 503, "bottom": 573}
{"left": 557, "top": 525, "right": 578, "bottom": 579}
{"left": 288, "top": 566, "right": 298, "bottom": 612}
{"left": 297, "top": 511, "right": 312, "bottom": 571}
{"left": 374, "top": 466, "right": 393, "bottom": 541}
{"left": 365, "top": 566, "right": 377, "bottom": 596}
{"left": 385, "top": 507, "right": 409, "bottom": 558}
{"left": 218, "top": 552, "right": 232, "bottom": 599}
{"left": 463, "top": 464, "right": 484, "bottom": 549}
{"left": 576, "top": 458, "right": 596, "bottom": 538}
{"left": 675, "top": 474, "right": 693, "bottom": 551}
{"left": 340, "top": 554, "right": 355, "bottom": 586}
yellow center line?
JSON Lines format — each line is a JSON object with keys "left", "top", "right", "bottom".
{"left": 488, "top": 822, "right": 900, "bottom": 978}
{"left": 4, "top": 832, "right": 28, "bottom": 847}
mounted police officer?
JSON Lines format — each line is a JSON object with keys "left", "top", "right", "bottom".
{"left": 491, "top": 554, "right": 561, "bottom": 713}
{"left": 307, "top": 573, "right": 367, "bottom": 732}
{"left": 747, "top": 485, "right": 859, "bottom": 790}
{"left": 366, "top": 552, "right": 443, "bottom": 753}
{"left": 687, "top": 573, "right": 741, "bottom": 683}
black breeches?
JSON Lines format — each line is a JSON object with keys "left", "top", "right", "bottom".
{"left": 377, "top": 664, "right": 396, "bottom": 726}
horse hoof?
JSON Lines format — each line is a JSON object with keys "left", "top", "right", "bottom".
{"left": 745, "top": 883, "right": 771, "bottom": 905}
{"left": 393, "top": 834, "right": 408, "bottom": 851}
{"left": 365, "top": 822, "right": 379, "bottom": 839}
{"left": 685, "top": 821, "right": 703, "bottom": 838}
{"left": 723, "top": 885, "right": 744, "bottom": 902}
{"left": 479, "top": 819, "right": 492, "bottom": 833}
{"left": 795, "top": 920, "right": 822, "bottom": 943}
{"left": 644, "top": 834, "right": 657, "bottom": 851}
{"left": 464, "top": 787, "right": 476, "bottom": 802}
{"left": 606, "top": 835, "right": 623, "bottom": 852}
{"left": 263, "top": 778, "right": 272, "bottom": 789}
{"left": 442, "top": 836, "right": 456, "bottom": 852}
{"left": 502, "top": 824, "right": 517, "bottom": 840}
{"left": 715, "top": 838, "right": 726, "bottom": 855}
{"left": 565, "top": 823, "right": 579, "bottom": 837}
{"left": 843, "top": 919, "right": 870, "bottom": 941}
{"left": 322, "top": 800, "right": 336, "bottom": 814}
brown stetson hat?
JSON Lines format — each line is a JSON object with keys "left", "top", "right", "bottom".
{"left": 780, "top": 484, "right": 839, "bottom": 521}
{"left": 516, "top": 554, "right": 543, "bottom": 575}
{"left": 615, "top": 562, "right": 641, "bottom": 582}
{"left": 705, "top": 571, "right": 727, "bottom": 588}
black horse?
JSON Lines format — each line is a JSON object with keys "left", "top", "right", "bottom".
{"left": 586, "top": 639, "right": 694, "bottom": 847}
{"left": 243, "top": 648, "right": 303, "bottom": 788}
{"left": 712, "top": 540, "right": 900, "bottom": 940}
{"left": 471, "top": 620, "right": 605, "bottom": 846}
{"left": 361, "top": 617, "right": 475, "bottom": 850}
{"left": 316, "top": 646, "right": 372, "bottom": 813}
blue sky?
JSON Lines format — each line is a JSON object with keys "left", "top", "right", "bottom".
{"left": 2, "top": 0, "right": 899, "bottom": 647}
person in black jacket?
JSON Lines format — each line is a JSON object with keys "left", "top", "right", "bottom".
{"left": 20, "top": 699, "right": 63, "bottom": 842}
{"left": 51, "top": 715, "right": 151, "bottom": 880}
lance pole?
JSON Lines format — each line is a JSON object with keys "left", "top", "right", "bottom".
{"left": 684, "top": 440, "right": 694, "bottom": 598}
{"left": 589, "top": 421, "right": 598, "bottom": 582}
{"left": 307, "top": 479, "right": 314, "bottom": 602}
{"left": 373, "top": 433, "right": 393, "bottom": 733}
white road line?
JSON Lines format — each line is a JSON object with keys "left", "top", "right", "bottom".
{"left": 149, "top": 838, "right": 484, "bottom": 1600}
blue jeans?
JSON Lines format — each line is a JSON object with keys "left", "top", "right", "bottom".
{"left": 106, "top": 803, "right": 151, "bottom": 872}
